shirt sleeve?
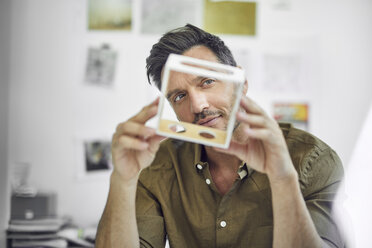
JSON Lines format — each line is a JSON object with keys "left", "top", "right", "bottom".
{"left": 136, "top": 176, "right": 166, "bottom": 248}
{"left": 300, "top": 147, "right": 345, "bottom": 248}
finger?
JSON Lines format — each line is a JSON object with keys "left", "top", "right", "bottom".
{"left": 116, "top": 121, "right": 156, "bottom": 139}
{"left": 236, "top": 111, "right": 267, "bottom": 128}
{"left": 130, "top": 97, "right": 159, "bottom": 124}
{"left": 149, "top": 97, "right": 160, "bottom": 105}
{"left": 116, "top": 135, "right": 149, "bottom": 150}
{"left": 150, "top": 134, "right": 166, "bottom": 144}
{"left": 240, "top": 96, "right": 267, "bottom": 116}
{"left": 243, "top": 126, "right": 273, "bottom": 142}
{"left": 148, "top": 134, "right": 166, "bottom": 153}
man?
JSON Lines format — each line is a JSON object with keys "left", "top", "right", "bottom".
{"left": 96, "top": 24, "right": 344, "bottom": 248}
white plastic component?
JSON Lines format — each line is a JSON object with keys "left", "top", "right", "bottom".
{"left": 156, "top": 54, "right": 245, "bottom": 148}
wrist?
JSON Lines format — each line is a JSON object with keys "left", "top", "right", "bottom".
{"left": 111, "top": 170, "right": 139, "bottom": 190}
{"left": 268, "top": 168, "right": 298, "bottom": 187}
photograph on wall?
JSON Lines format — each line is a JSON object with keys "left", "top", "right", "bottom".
{"left": 88, "top": 0, "right": 132, "bottom": 30}
{"left": 273, "top": 102, "right": 309, "bottom": 131}
{"left": 203, "top": 0, "right": 256, "bottom": 35}
{"left": 84, "top": 140, "right": 112, "bottom": 172}
{"left": 85, "top": 44, "right": 117, "bottom": 87}
{"left": 141, "top": 0, "right": 199, "bottom": 34}
{"left": 263, "top": 53, "right": 301, "bottom": 92}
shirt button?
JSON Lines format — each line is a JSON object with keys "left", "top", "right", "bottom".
{"left": 205, "top": 179, "right": 211, "bottom": 185}
{"left": 196, "top": 164, "right": 203, "bottom": 170}
{"left": 220, "top": 221, "right": 227, "bottom": 228}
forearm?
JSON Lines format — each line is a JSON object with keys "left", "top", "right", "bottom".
{"left": 270, "top": 172, "right": 323, "bottom": 248}
{"left": 96, "top": 172, "right": 140, "bottom": 248}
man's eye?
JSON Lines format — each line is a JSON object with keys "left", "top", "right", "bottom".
{"left": 202, "top": 79, "right": 215, "bottom": 87}
{"left": 174, "top": 93, "right": 185, "bottom": 103}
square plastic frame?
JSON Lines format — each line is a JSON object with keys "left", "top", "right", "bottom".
{"left": 156, "top": 54, "right": 245, "bottom": 148}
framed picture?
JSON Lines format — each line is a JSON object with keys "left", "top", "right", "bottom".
{"left": 88, "top": 0, "right": 132, "bottom": 30}
{"left": 203, "top": 0, "right": 256, "bottom": 35}
{"left": 273, "top": 102, "right": 309, "bottom": 131}
{"left": 84, "top": 140, "right": 112, "bottom": 172}
{"left": 141, "top": 0, "right": 198, "bottom": 34}
{"left": 75, "top": 136, "right": 112, "bottom": 180}
{"left": 84, "top": 44, "right": 117, "bottom": 87}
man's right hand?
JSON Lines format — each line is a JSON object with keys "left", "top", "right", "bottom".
{"left": 97, "top": 98, "right": 163, "bottom": 248}
{"left": 111, "top": 97, "right": 164, "bottom": 186}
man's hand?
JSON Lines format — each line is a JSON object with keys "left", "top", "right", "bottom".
{"left": 97, "top": 98, "right": 164, "bottom": 248}
{"left": 219, "top": 96, "right": 297, "bottom": 183}
{"left": 111, "top": 97, "right": 164, "bottom": 186}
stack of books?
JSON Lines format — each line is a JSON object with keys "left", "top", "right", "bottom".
{"left": 7, "top": 218, "right": 68, "bottom": 248}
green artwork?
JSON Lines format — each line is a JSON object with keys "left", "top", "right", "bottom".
{"left": 203, "top": 0, "right": 256, "bottom": 35}
{"left": 88, "top": 0, "right": 132, "bottom": 30}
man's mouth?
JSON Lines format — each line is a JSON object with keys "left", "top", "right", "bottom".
{"left": 197, "top": 115, "right": 222, "bottom": 127}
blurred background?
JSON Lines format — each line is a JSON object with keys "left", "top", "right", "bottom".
{"left": 0, "top": 0, "right": 371, "bottom": 247}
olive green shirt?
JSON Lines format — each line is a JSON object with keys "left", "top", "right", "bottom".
{"left": 136, "top": 123, "right": 344, "bottom": 247}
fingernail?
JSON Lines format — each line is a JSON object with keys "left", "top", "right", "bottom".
{"left": 141, "top": 142, "right": 149, "bottom": 149}
{"left": 245, "top": 127, "right": 253, "bottom": 135}
{"left": 150, "top": 97, "right": 159, "bottom": 105}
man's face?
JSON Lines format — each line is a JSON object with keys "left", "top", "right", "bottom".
{"left": 165, "top": 45, "right": 236, "bottom": 131}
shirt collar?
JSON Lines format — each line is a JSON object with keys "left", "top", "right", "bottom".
{"left": 193, "top": 144, "right": 250, "bottom": 179}
{"left": 237, "top": 162, "right": 248, "bottom": 179}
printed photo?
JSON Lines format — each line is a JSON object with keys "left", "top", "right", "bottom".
{"left": 84, "top": 140, "right": 112, "bottom": 172}
{"left": 203, "top": 0, "right": 256, "bottom": 35}
{"left": 273, "top": 102, "right": 309, "bottom": 130}
{"left": 85, "top": 44, "right": 117, "bottom": 87}
{"left": 88, "top": 0, "right": 132, "bottom": 30}
{"left": 141, "top": 0, "right": 198, "bottom": 34}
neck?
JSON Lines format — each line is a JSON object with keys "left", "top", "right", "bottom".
{"left": 204, "top": 146, "right": 241, "bottom": 195}
{"left": 205, "top": 146, "right": 240, "bottom": 171}
{"left": 204, "top": 123, "right": 248, "bottom": 171}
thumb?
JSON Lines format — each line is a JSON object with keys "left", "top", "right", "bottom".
{"left": 148, "top": 134, "right": 165, "bottom": 154}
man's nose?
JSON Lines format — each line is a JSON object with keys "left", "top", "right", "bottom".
{"left": 189, "top": 90, "right": 209, "bottom": 114}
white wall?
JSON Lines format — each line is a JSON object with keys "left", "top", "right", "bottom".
{"left": 0, "top": 0, "right": 11, "bottom": 246}
{"left": 8, "top": 0, "right": 158, "bottom": 227}
{"left": 251, "top": 0, "right": 372, "bottom": 164}
{"left": 7, "top": 0, "right": 372, "bottom": 227}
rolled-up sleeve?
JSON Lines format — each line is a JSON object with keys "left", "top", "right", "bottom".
{"left": 136, "top": 177, "right": 166, "bottom": 248}
{"left": 301, "top": 148, "right": 345, "bottom": 248}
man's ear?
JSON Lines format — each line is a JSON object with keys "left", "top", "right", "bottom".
{"left": 237, "top": 65, "right": 248, "bottom": 95}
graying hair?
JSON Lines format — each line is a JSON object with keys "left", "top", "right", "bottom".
{"left": 146, "top": 24, "right": 237, "bottom": 89}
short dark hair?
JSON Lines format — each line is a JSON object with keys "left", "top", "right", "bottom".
{"left": 146, "top": 24, "right": 237, "bottom": 89}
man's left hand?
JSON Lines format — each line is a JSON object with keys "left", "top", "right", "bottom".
{"left": 218, "top": 96, "right": 297, "bottom": 183}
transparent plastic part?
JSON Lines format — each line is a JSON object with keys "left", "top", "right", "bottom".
{"left": 156, "top": 54, "right": 245, "bottom": 148}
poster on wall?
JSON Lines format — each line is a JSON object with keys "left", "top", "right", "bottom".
{"left": 84, "top": 140, "right": 112, "bottom": 172}
{"left": 75, "top": 136, "right": 113, "bottom": 181}
{"left": 85, "top": 44, "right": 117, "bottom": 87}
{"left": 203, "top": 0, "right": 256, "bottom": 35}
{"left": 141, "top": 0, "right": 198, "bottom": 34}
{"left": 273, "top": 102, "right": 309, "bottom": 131}
{"left": 88, "top": 0, "right": 132, "bottom": 30}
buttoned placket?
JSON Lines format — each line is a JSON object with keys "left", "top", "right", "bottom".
{"left": 194, "top": 161, "right": 249, "bottom": 191}
{"left": 194, "top": 161, "right": 250, "bottom": 246}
